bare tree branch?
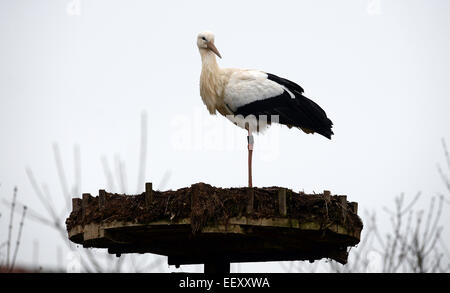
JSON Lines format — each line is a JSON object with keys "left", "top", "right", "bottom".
{"left": 442, "top": 138, "right": 450, "bottom": 171}
{"left": 21, "top": 114, "right": 168, "bottom": 273}
{"left": 157, "top": 170, "right": 172, "bottom": 191}
{"left": 101, "top": 156, "right": 116, "bottom": 192}
{"left": 9, "top": 206, "right": 27, "bottom": 273}
{"left": 6, "top": 187, "right": 17, "bottom": 268}
{"left": 73, "top": 145, "right": 81, "bottom": 198}
{"left": 53, "top": 144, "right": 71, "bottom": 212}
{"left": 115, "top": 155, "right": 127, "bottom": 194}
{"left": 26, "top": 168, "right": 60, "bottom": 225}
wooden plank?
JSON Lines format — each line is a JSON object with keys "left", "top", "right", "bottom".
{"left": 82, "top": 193, "right": 90, "bottom": 221}
{"left": 145, "top": 182, "right": 153, "bottom": 207}
{"left": 337, "top": 195, "right": 347, "bottom": 208}
{"left": 99, "top": 189, "right": 106, "bottom": 211}
{"left": 83, "top": 223, "right": 104, "bottom": 241}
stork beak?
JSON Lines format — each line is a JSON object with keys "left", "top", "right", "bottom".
{"left": 207, "top": 42, "right": 222, "bottom": 59}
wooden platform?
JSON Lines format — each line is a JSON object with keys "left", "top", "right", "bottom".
{"left": 66, "top": 183, "right": 363, "bottom": 272}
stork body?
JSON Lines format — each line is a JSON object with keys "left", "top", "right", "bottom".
{"left": 197, "top": 31, "right": 333, "bottom": 187}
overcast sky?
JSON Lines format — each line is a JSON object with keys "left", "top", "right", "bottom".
{"left": 1, "top": 0, "right": 450, "bottom": 272}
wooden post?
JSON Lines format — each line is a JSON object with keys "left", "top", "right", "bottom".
{"left": 72, "top": 198, "right": 82, "bottom": 213}
{"left": 145, "top": 182, "right": 153, "bottom": 207}
{"left": 337, "top": 195, "right": 347, "bottom": 207}
{"left": 82, "top": 193, "right": 90, "bottom": 221}
{"left": 99, "top": 189, "right": 106, "bottom": 211}
{"left": 278, "top": 188, "right": 287, "bottom": 216}
{"left": 349, "top": 202, "right": 358, "bottom": 214}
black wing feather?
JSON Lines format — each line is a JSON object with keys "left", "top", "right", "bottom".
{"left": 266, "top": 73, "right": 304, "bottom": 94}
{"left": 234, "top": 73, "right": 334, "bottom": 139}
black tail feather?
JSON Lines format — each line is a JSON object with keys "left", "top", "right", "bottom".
{"left": 290, "top": 94, "right": 334, "bottom": 139}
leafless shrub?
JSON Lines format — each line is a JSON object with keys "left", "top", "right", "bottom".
{"left": 7, "top": 111, "right": 168, "bottom": 272}
{"left": 290, "top": 139, "right": 450, "bottom": 273}
{"left": 379, "top": 193, "right": 445, "bottom": 273}
{"left": 288, "top": 192, "right": 448, "bottom": 273}
{"left": 438, "top": 138, "right": 450, "bottom": 205}
{"left": 0, "top": 187, "right": 27, "bottom": 272}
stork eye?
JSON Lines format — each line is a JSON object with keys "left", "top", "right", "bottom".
{"left": 202, "top": 37, "right": 207, "bottom": 41}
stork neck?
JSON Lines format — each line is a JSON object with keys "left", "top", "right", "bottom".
{"left": 200, "top": 50, "right": 220, "bottom": 74}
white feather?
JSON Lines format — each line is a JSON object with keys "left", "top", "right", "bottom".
{"left": 281, "top": 85, "right": 296, "bottom": 99}
{"left": 223, "top": 70, "right": 284, "bottom": 112}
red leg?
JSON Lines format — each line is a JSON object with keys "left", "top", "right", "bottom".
{"left": 247, "top": 129, "right": 254, "bottom": 188}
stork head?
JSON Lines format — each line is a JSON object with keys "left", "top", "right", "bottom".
{"left": 197, "top": 31, "right": 221, "bottom": 58}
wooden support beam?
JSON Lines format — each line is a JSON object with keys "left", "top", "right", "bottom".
{"left": 145, "top": 182, "right": 153, "bottom": 207}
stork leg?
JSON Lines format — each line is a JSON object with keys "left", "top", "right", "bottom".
{"left": 247, "top": 128, "right": 254, "bottom": 188}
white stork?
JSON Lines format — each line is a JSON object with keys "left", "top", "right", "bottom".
{"left": 197, "top": 31, "right": 333, "bottom": 187}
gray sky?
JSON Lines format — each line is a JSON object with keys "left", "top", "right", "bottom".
{"left": 1, "top": 0, "right": 450, "bottom": 272}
